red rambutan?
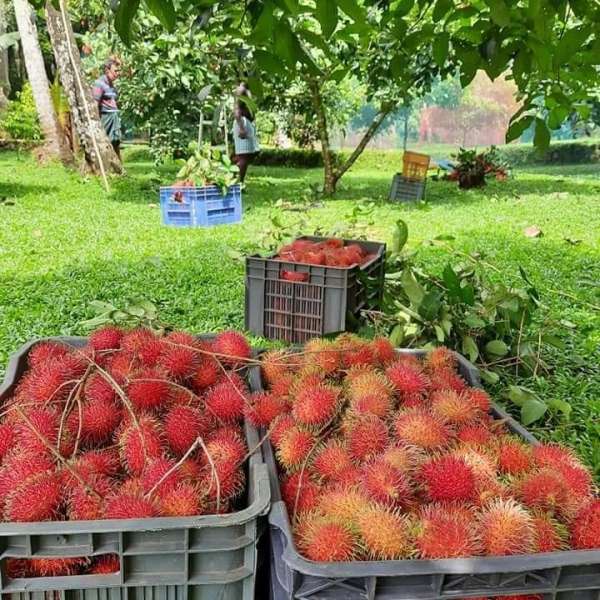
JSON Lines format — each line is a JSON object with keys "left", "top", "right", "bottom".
{"left": 261, "top": 350, "right": 292, "bottom": 385}
{"left": 531, "top": 512, "right": 567, "bottom": 553}
{"left": 5, "top": 558, "right": 29, "bottom": 578}
{"left": 295, "top": 513, "right": 359, "bottom": 562}
{"left": 464, "top": 388, "right": 492, "bottom": 413}
{"left": 370, "top": 337, "right": 397, "bottom": 366}
{"left": 382, "top": 444, "right": 423, "bottom": 473}
{"left": 203, "top": 461, "right": 246, "bottom": 502}
{"left": 127, "top": 368, "right": 172, "bottom": 412}
{"left": 206, "top": 427, "right": 246, "bottom": 461}
{"left": 75, "top": 396, "right": 122, "bottom": 445}
{"left": 431, "top": 389, "right": 483, "bottom": 425}
{"left": 141, "top": 458, "right": 183, "bottom": 496}
{"left": 479, "top": 498, "right": 535, "bottom": 556}
{"left": 556, "top": 461, "right": 593, "bottom": 502}
{"left": 0, "top": 451, "right": 54, "bottom": 506}
{"left": 244, "top": 391, "right": 287, "bottom": 428}
{"left": 104, "top": 490, "right": 158, "bottom": 519}
{"left": 84, "top": 372, "right": 117, "bottom": 404}
{"left": 158, "top": 342, "right": 200, "bottom": 381}
{"left": 276, "top": 427, "right": 316, "bottom": 471}
{"left": 88, "top": 555, "right": 120, "bottom": 575}
{"left": 517, "top": 468, "right": 569, "bottom": 514}
{"left": 281, "top": 471, "right": 321, "bottom": 515}
{"left": 27, "top": 341, "right": 69, "bottom": 368}
{"left": 28, "top": 557, "right": 89, "bottom": 577}
{"left": 73, "top": 449, "right": 120, "bottom": 479}
{"left": 107, "top": 352, "right": 136, "bottom": 379}
{"left": 347, "top": 371, "right": 394, "bottom": 414}
{"left": 4, "top": 471, "right": 62, "bottom": 522}
{"left": 269, "top": 373, "right": 295, "bottom": 399}
{"left": 164, "top": 405, "right": 211, "bottom": 456}
{"left": 425, "top": 346, "right": 456, "bottom": 372}
{"left": 347, "top": 416, "right": 389, "bottom": 462}
{"left": 67, "top": 475, "right": 113, "bottom": 521}
{"left": 270, "top": 414, "right": 295, "bottom": 446}
{"left": 313, "top": 440, "right": 353, "bottom": 482}
{"left": 497, "top": 438, "right": 532, "bottom": 475}
{"left": 190, "top": 359, "right": 220, "bottom": 391}
{"left": 89, "top": 326, "right": 124, "bottom": 351}
{"left": 357, "top": 504, "right": 411, "bottom": 559}
{"left": 416, "top": 504, "right": 481, "bottom": 558}
{"left": 318, "top": 488, "right": 370, "bottom": 524}
{"left": 161, "top": 482, "right": 205, "bottom": 517}
{"left": 386, "top": 362, "right": 429, "bottom": 396}
{"left": 293, "top": 384, "right": 339, "bottom": 426}
{"left": 303, "top": 339, "right": 341, "bottom": 374}
{"left": 361, "top": 458, "right": 413, "bottom": 508}
{"left": 429, "top": 367, "right": 467, "bottom": 393}
{"left": 570, "top": 499, "right": 600, "bottom": 550}
{"left": 394, "top": 409, "right": 451, "bottom": 450}
{"left": 0, "top": 423, "right": 16, "bottom": 460}
{"left": 212, "top": 331, "right": 251, "bottom": 367}
{"left": 532, "top": 443, "right": 580, "bottom": 469}
{"left": 339, "top": 338, "right": 375, "bottom": 369}
{"left": 204, "top": 381, "right": 246, "bottom": 423}
{"left": 457, "top": 424, "right": 493, "bottom": 445}
{"left": 420, "top": 455, "right": 477, "bottom": 503}
{"left": 16, "top": 407, "right": 74, "bottom": 457}
{"left": 118, "top": 416, "right": 165, "bottom": 476}
{"left": 19, "top": 358, "right": 79, "bottom": 404}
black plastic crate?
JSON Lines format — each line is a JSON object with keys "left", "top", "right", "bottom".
{"left": 248, "top": 350, "right": 600, "bottom": 600}
{"left": 245, "top": 236, "right": 386, "bottom": 344}
{"left": 0, "top": 336, "right": 271, "bottom": 600}
{"left": 389, "top": 173, "right": 426, "bottom": 202}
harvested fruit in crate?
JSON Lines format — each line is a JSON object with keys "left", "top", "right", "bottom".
{"left": 276, "top": 238, "right": 375, "bottom": 267}
{"left": 257, "top": 335, "right": 599, "bottom": 561}
{"left": 0, "top": 327, "right": 254, "bottom": 576}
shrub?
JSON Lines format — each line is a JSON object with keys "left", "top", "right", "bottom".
{"left": 254, "top": 147, "right": 341, "bottom": 168}
{"left": 498, "top": 139, "right": 600, "bottom": 166}
{"left": 0, "top": 84, "right": 43, "bottom": 141}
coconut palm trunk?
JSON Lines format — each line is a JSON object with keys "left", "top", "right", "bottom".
{"left": 12, "top": 0, "right": 71, "bottom": 162}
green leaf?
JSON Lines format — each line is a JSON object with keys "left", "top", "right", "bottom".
{"left": 115, "top": 0, "right": 141, "bottom": 45}
{"left": 462, "top": 335, "right": 479, "bottom": 363}
{"left": 507, "top": 385, "right": 537, "bottom": 407}
{"left": 401, "top": 268, "right": 425, "bottom": 307}
{"left": 252, "top": 2, "right": 276, "bottom": 44}
{"left": 391, "top": 220, "right": 408, "bottom": 254}
{"left": 394, "top": 0, "right": 414, "bottom": 17}
{"left": 419, "top": 290, "right": 442, "bottom": 321}
{"left": 465, "top": 314, "right": 486, "bottom": 328}
{"left": 390, "top": 324, "right": 405, "bottom": 346}
{"left": 442, "top": 264, "right": 461, "bottom": 301}
{"left": 547, "top": 398, "right": 572, "bottom": 418}
{"left": 461, "top": 284, "right": 475, "bottom": 306}
{"left": 521, "top": 398, "right": 548, "bottom": 425}
{"left": 336, "top": 0, "right": 365, "bottom": 22}
{"left": 432, "top": 0, "right": 452, "bottom": 21}
{"left": 316, "top": 0, "right": 338, "bottom": 38}
{"left": 548, "top": 106, "right": 569, "bottom": 130}
{"left": 434, "top": 325, "right": 445, "bottom": 342}
{"left": 433, "top": 33, "right": 449, "bottom": 68}
{"left": 480, "top": 369, "right": 500, "bottom": 384}
{"left": 555, "top": 27, "right": 590, "bottom": 65}
{"left": 541, "top": 334, "right": 566, "bottom": 350}
{"left": 533, "top": 118, "right": 551, "bottom": 152}
{"left": 143, "top": 0, "right": 176, "bottom": 30}
{"left": 506, "top": 116, "right": 533, "bottom": 143}
{"left": 484, "top": 0, "right": 511, "bottom": 26}
{"left": 485, "top": 339, "right": 509, "bottom": 357}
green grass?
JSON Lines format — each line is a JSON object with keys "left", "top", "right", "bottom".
{"left": 0, "top": 150, "right": 598, "bottom": 474}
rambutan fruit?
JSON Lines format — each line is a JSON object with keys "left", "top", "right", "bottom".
{"left": 5, "top": 558, "right": 29, "bottom": 578}
{"left": 261, "top": 350, "right": 293, "bottom": 384}
{"left": 351, "top": 394, "right": 393, "bottom": 419}
{"left": 347, "top": 371, "right": 394, "bottom": 412}
{"left": 141, "top": 458, "right": 183, "bottom": 496}
{"left": 178, "top": 458, "right": 203, "bottom": 482}
{"left": 357, "top": 504, "right": 411, "bottom": 559}
{"left": 532, "top": 443, "right": 579, "bottom": 469}
{"left": 517, "top": 468, "right": 569, "bottom": 514}
{"left": 90, "top": 326, "right": 124, "bottom": 351}
{"left": 158, "top": 342, "right": 200, "bottom": 381}
{"left": 28, "top": 341, "right": 69, "bottom": 368}
{"left": 104, "top": 489, "right": 158, "bottom": 519}
{"left": 420, "top": 455, "right": 477, "bottom": 503}
{"left": 382, "top": 444, "right": 424, "bottom": 473}
{"left": 0, "top": 451, "right": 54, "bottom": 506}
{"left": 292, "top": 384, "right": 339, "bottom": 427}
{"left": 190, "top": 359, "right": 220, "bottom": 392}
{"left": 386, "top": 362, "right": 430, "bottom": 396}
{"left": 88, "top": 555, "right": 120, "bottom": 575}
{"left": 28, "top": 557, "right": 89, "bottom": 577}
{"left": 204, "top": 381, "right": 246, "bottom": 423}
{"left": 73, "top": 449, "right": 120, "bottom": 479}
{"left": 205, "top": 427, "right": 247, "bottom": 462}
{"left": 347, "top": 416, "right": 389, "bottom": 462}
{"left": 84, "top": 372, "right": 117, "bottom": 404}
{"left": 118, "top": 416, "right": 165, "bottom": 476}
{"left": 276, "top": 427, "right": 316, "bottom": 471}
{"left": 361, "top": 458, "right": 413, "bottom": 508}
{"left": 338, "top": 336, "right": 375, "bottom": 369}
{"left": 370, "top": 337, "right": 397, "bottom": 366}
{"left": 164, "top": 405, "right": 211, "bottom": 456}
{"left": 244, "top": 391, "right": 287, "bottom": 428}
{"left": 270, "top": 373, "right": 295, "bottom": 399}
{"left": 161, "top": 483, "right": 205, "bottom": 517}
{"left": 4, "top": 471, "right": 62, "bottom": 522}
{"left": 318, "top": 489, "right": 371, "bottom": 524}
{"left": 19, "top": 358, "right": 79, "bottom": 404}
{"left": 425, "top": 346, "right": 456, "bottom": 372}
{"left": 127, "top": 368, "right": 172, "bottom": 412}
{"left": 303, "top": 339, "right": 341, "bottom": 374}
{"left": 464, "top": 388, "right": 491, "bottom": 413}
{"left": 497, "top": 438, "right": 532, "bottom": 475}
{"left": 429, "top": 368, "right": 467, "bottom": 393}
{"left": 497, "top": 596, "right": 544, "bottom": 600}
{"left": 75, "top": 396, "right": 122, "bottom": 445}
{"left": 570, "top": 499, "right": 600, "bottom": 550}
{"left": 394, "top": 409, "right": 451, "bottom": 450}
{"left": 0, "top": 423, "right": 16, "bottom": 460}
{"left": 457, "top": 424, "right": 493, "bottom": 446}
{"left": 121, "top": 328, "right": 157, "bottom": 355}
{"left": 331, "top": 465, "right": 362, "bottom": 489}
{"left": 531, "top": 512, "right": 568, "bottom": 553}
{"left": 312, "top": 440, "right": 353, "bottom": 482}
{"left": 203, "top": 462, "right": 245, "bottom": 502}
{"left": 401, "top": 393, "right": 427, "bottom": 409}
{"left": 479, "top": 498, "right": 535, "bottom": 556}
{"left": 555, "top": 461, "right": 593, "bottom": 502}
{"left": 270, "top": 414, "right": 295, "bottom": 446}
{"left": 431, "top": 389, "right": 482, "bottom": 425}
{"left": 212, "top": 331, "right": 251, "bottom": 367}
{"left": 281, "top": 471, "right": 321, "bottom": 515}
{"left": 67, "top": 475, "right": 113, "bottom": 521}
{"left": 107, "top": 351, "right": 136, "bottom": 379}
{"left": 16, "top": 407, "right": 67, "bottom": 457}
{"left": 295, "top": 513, "right": 359, "bottom": 562}
{"left": 416, "top": 504, "right": 481, "bottom": 558}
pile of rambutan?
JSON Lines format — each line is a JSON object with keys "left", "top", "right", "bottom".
{"left": 276, "top": 238, "right": 376, "bottom": 270}
{"left": 0, "top": 327, "right": 254, "bottom": 578}
{"left": 258, "top": 335, "right": 599, "bottom": 562}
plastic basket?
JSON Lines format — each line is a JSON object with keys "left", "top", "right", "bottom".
{"left": 402, "top": 151, "right": 431, "bottom": 181}
{"left": 245, "top": 237, "right": 386, "bottom": 344}
{"left": 159, "top": 184, "right": 242, "bottom": 228}
{"left": 389, "top": 173, "right": 427, "bottom": 202}
{"left": 0, "top": 336, "right": 270, "bottom": 600}
{"left": 248, "top": 351, "right": 600, "bottom": 600}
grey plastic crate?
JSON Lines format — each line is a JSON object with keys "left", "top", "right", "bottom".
{"left": 389, "top": 173, "right": 426, "bottom": 202}
{"left": 245, "top": 236, "right": 386, "bottom": 344}
{"left": 248, "top": 350, "right": 600, "bottom": 600}
{"left": 0, "top": 336, "right": 271, "bottom": 600}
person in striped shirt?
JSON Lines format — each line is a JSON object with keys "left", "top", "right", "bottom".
{"left": 92, "top": 59, "right": 122, "bottom": 159}
{"left": 232, "top": 83, "right": 260, "bottom": 183}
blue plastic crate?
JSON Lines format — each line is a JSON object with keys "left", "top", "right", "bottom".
{"left": 160, "top": 184, "right": 242, "bottom": 227}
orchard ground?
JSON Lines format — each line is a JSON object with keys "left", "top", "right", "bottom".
{"left": 0, "top": 149, "right": 598, "bottom": 475}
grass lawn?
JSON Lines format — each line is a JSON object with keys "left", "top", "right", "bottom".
{"left": 0, "top": 150, "right": 598, "bottom": 474}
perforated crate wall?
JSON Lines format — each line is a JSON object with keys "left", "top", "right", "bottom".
{"left": 159, "top": 184, "right": 242, "bottom": 227}
{"left": 0, "top": 337, "right": 270, "bottom": 600}
{"left": 389, "top": 173, "right": 426, "bottom": 202}
{"left": 245, "top": 237, "right": 386, "bottom": 343}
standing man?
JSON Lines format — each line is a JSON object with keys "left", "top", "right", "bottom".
{"left": 92, "top": 58, "right": 121, "bottom": 160}
{"left": 232, "top": 82, "right": 260, "bottom": 184}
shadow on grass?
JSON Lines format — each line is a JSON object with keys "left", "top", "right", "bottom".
{"left": 0, "top": 181, "right": 58, "bottom": 200}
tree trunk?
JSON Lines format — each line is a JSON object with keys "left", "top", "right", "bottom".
{"left": 45, "top": 0, "right": 121, "bottom": 178}
{"left": 309, "top": 78, "right": 337, "bottom": 195}
{"left": 0, "top": 1, "right": 11, "bottom": 105}
{"left": 12, "top": 0, "right": 71, "bottom": 162}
